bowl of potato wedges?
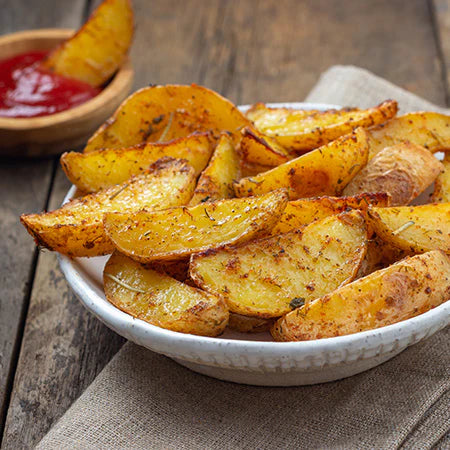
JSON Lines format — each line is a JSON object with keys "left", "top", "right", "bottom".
{"left": 21, "top": 84, "right": 450, "bottom": 386}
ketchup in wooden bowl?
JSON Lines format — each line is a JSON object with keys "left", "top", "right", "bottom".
{"left": 0, "top": 50, "right": 100, "bottom": 118}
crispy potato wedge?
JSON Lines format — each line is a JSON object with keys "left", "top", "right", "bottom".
{"left": 104, "top": 253, "right": 228, "bottom": 336}
{"left": 367, "top": 112, "right": 450, "bottom": 158}
{"left": 367, "top": 204, "right": 450, "bottom": 254}
{"left": 234, "top": 128, "right": 369, "bottom": 200}
{"left": 272, "top": 192, "right": 390, "bottom": 235}
{"left": 190, "top": 211, "right": 367, "bottom": 318}
{"left": 104, "top": 189, "right": 289, "bottom": 263}
{"left": 228, "top": 313, "right": 275, "bottom": 333}
{"left": 432, "top": 154, "right": 450, "bottom": 203}
{"left": 239, "top": 127, "right": 291, "bottom": 166}
{"left": 62, "top": 133, "right": 213, "bottom": 193}
{"left": 84, "top": 84, "right": 251, "bottom": 152}
{"left": 21, "top": 158, "right": 196, "bottom": 257}
{"left": 343, "top": 143, "right": 443, "bottom": 205}
{"left": 42, "top": 0, "right": 133, "bottom": 87}
{"left": 245, "top": 102, "right": 315, "bottom": 124}
{"left": 272, "top": 250, "right": 450, "bottom": 341}
{"left": 246, "top": 100, "right": 397, "bottom": 152}
{"left": 189, "top": 133, "right": 240, "bottom": 205}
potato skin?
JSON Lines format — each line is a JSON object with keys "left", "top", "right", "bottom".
{"left": 104, "top": 253, "right": 229, "bottom": 336}
{"left": 272, "top": 192, "right": 390, "bottom": 235}
{"left": 62, "top": 133, "right": 214, "bottom": 193}
{"left": 367, "top": 204, "right": 450, "bottom": 254}
{"left": 20, "top": 158, "right": 196, "bottom": 257}
{"left": 84, "top": 84, "right": 251, "bottom": 152}
{"left": 272, "top": 251, "right": 450, "bottom": 341}
{"left": 104, "top": 189, "right": 289, "bottom": 263}
{"left": 367, "top": 112, "right": 450, "bottom": 158}
{"left": 245, "top": 100, "right": 398, "bottom": 153}
{"left": 189, "top": 133, "right": 240, "bottom": 205}
{"left": 190, "top": 211, "right": 367, "bottom": 318}
{"left": 343, "top": 143, "right": 443, "bottom": 206}
{"left": 42, "top": 0, "right": 133, "bottom": 87}
{"left": 432, "top": 154, "right": 450, "bottom": 203}
{"left": 234, "top": 128, "right": 369, "bottom": 200}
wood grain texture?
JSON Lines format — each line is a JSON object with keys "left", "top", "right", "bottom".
{"left": 2, "top": 0, "right": 449, "bottom": 448}
{"left": 0, "top": 0, "right": 87, "bottom": 440}
{"left": 432, "top": 0, "right": 450, "bottom": 103}
{"left": 2, "top": 168, "right": 125, "bottom": 449}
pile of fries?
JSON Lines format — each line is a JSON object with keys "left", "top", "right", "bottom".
{"left": 21, "top": 84, "right": 450, "bottom": 340}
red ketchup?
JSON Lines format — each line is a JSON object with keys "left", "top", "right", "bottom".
{"left": 0, "top": 50, "right": 100, "bottom": 118}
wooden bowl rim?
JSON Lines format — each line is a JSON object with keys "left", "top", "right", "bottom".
{"left": 0, "top": 28, "right": 134, "bottom": 130}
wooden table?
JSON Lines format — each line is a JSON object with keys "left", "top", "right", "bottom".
{"left": 0, "top": 0, "right": 448, "bottom": 447}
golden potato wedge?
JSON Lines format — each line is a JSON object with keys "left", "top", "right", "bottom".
{"left": 239, "top": 127, "right": 291, "bottom": 166}
{"left": 21, "top": 158, "right": 196, "bottom": 257}
{"left": 432, "top": 154, "right": 450, "bottom": 203}
{"left": 104, "top": 253, "right": 228, "bottom": 336}
{"left": 245, "top": 102, "right": 315, "bottom": 124}
{"left": 189, "top": 133, "right": 240, "bottom": 205}
{"left": 367, "top": 204, "right": 450, "bottom": 254}
{"left": 62, "top": 133, "right": 213, "bottom": 193}
{"left": 84, "top": 84, "right": 251, "bottom": 152}
{"left": 246, "top": 100, "right": 397, "bottom": 153}
{"left": 272, "top": 192, "right": 390, "bottom": 235}
{"left": 234, "top": 128, "right": 369, "bottom": 200}
{"left": 104, "top": 189, "right": 289, "bottom": 263}
{"left": 42, "top": 0, "right": 133, "bottom": 87}
{"left": 343, "top": 143, "right": 443, "bottom": 205}
{"left": 228, "top": 313, "right": 275, "bottom": 333}
{"left": 367, "top": 112, "right": 450, "bottom": 158}
{"left": 190, "top": 211, "right": 367, "bottom": 318}
{"left": 272, "top": 250, "right": 450, "bottom": 341}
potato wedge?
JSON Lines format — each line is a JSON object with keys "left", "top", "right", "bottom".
{"left": 272, "top": 250, "right": 450, "bottom": 341}
{"left": 234, "top": 128, "right": 369, "bottom": 200}
{"left": 272, "top": 192, "right": 390, "bottom": 235}
{"left": 84, "top": 84, "right": 251, "bottom": 152}
{"left": 189, "top": 133, "right": 240, "bottom": 205}
{"left": 228, "top": 313, "right": 274, "bottom": 333}
{"left": 62, "top": 133, "right": 213, "bottom": 193}
{"left": 21, "top": 158, "right": 196, "bottom": 257}
{"left": 343, "top": 143, "right": 443, "bottom": 205}
{"left": 239, "top": 127, "right": 291, "bottom": 166}
{"left": 104, "top": 189, "right": 289, "bottom": 263}
{"left": 367, "top": 204, "right": 450, "bottom": 254}
{"left": 246, "top": 100, "right": 397, "bottom": 152}
{"left": 42, "top": 0, "right": 133, "bottom": 87}
{"left": 240, "top": 161, "right": 274, "bottom": 178}
{"left": 245, "top": 102, "right": 315, "bottom": 124}
{"left": 190, "top": 211, "right": 367, "bottom": 318}
{"left": 104, "top": 253, "right": 228, "bottom": 336}
{"left": 432, "top": 154, "right": 450, "bottom": 203}
{"left": 367, "top": 112, "right": 450, "bottom": 158}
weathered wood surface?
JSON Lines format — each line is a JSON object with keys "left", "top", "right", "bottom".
{"left": 0, "top": 0, "right": 87, "bottom": 438}
{"left": 433, "top": 0, "right": 450, "bottom": 103}
{"left": 1, "top": 0, "right": 449, "bottom": 448}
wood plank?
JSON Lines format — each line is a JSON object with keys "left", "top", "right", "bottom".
{"left": 432, "top": 0, "right": 450, "bottom": 103}
{"left": 0, "top": 0, "right": 87, "bottom": 439}
{"left": 2, "top": 0, "right": 448, "bottom": 448}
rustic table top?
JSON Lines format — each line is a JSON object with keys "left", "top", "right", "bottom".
{"left": 0, "top": 0, "right": 449, "bottom": 447}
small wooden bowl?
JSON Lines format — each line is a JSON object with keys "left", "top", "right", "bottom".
{"left": 0, "top": 29, "right": 134, "bottom": 157}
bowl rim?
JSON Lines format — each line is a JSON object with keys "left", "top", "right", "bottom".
{"left": 0, "top": 28, "right": 133, "bottom": 130}
{"left": 58, "top": 101, "right": 450, "bottom": 358}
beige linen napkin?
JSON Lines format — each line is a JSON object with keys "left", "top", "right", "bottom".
{"left": 38, "top": 66, "right": 450, "bottom": 449}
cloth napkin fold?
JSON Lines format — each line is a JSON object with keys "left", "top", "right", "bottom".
{"left": 38, "top": 65, "right": 450, "bottom": 449}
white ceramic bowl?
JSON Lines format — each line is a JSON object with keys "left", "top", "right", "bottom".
{"left": 59, "top": 102, "right": 450, "bottom": 386}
